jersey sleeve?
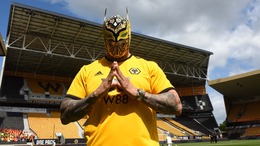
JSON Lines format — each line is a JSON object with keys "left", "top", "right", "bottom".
{"left": 149, "top": 61, "right": 174, "bottom": 94}
{"left": 66, "top": 66, "right": 88, "bottom": 99}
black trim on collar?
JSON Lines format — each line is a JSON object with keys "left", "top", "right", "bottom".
{"left": 105, "top": 54, "right": 133, "bottom": 62}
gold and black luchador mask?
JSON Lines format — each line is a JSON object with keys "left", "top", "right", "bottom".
{"left": 103, "top": 10, "right": 131, "bottom": 58}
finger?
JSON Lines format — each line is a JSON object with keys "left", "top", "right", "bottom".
{"left": 111, "top": 61, "right": 117, "bottom": 71}
{"left": 106, "top": 71, "right": 114, "bottom": 82}
{"left": 106, "top": 62, "right": 117, "bottom": 81}
{"left": 113, "top": 61, "right": 125, "bottom": 82}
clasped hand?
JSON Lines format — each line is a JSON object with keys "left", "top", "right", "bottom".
{"left": 94, "top": 61, "right": 138, "bottom": 99}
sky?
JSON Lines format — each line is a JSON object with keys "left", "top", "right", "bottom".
{"left": 0, "top": 0, "right": 260, "bottom": 125}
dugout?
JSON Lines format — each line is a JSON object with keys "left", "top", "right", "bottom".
{"left": 0, "top": 2, "right": 217, "bottom": 143}
{"left": 209, "top": 69, "right": 260, "bottom": 139}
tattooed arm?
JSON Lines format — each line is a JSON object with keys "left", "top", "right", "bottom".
{"left": 141, "top": 89, "right": 182, "bottom": 116}
{"left": 60, "top": 93, "right": 98, "bottom": 125}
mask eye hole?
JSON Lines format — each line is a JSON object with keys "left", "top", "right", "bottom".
{"left": 120, "top": 32, "right": 127, "bottom": 37}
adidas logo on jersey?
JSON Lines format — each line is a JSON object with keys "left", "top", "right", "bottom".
{"left": 95, "top": 71, "right": 103, "bottom": 76}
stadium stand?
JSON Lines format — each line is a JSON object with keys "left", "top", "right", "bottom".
{"left": 239, "top": 101, "right": 260, "bottom": 122}
{"left": 243, "top": 127, "right": 260, "bottom": 137}
{"left": 180, "top": 94, "right": 213, "bottom": 113}
{"left": 226, "top": 103, "right": 243, "bottom": 122}
{"left": 157, "top": 129, "right": 167, "bottom": 141}
{"left": 0, "top": 128, "right": 22, "bottom": 143}
{"left": 165, "top": 117, "right": 200, "bottom": 136}
{"left": 25, "top": 78, "right": 67, "bottom": 102}
{"left": 175, "top": 85, "right": 206, "bottom": 97}
{"left": 0, "top": 112, "right": 33, "bottom": 144}
{"left": 27, "top": 111, "right": 82, "bottom": 139}
{"left": 174, "top": 117, "right": 212, "bottom": 136}
{"left": 26, "top": 79, "right": 64, "bottom": 95}
{"left": 195, "top": 116, "right": 219, "bottom": 133}
{"left": 227, "top": 101, "right": 260, "bottom": 123}
{"left": 157, "top": 118, "right": 186, "bottom": 137}
{"left": 0, "top": 112, "right": 24, "bottom": 130}
{"left": 0, "top": 75, "right": 25, "bottom": 100}
{"left": 209, "top": 69, "right": 260, "bottom": 139}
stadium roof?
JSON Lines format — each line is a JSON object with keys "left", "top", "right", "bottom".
{"left": 0, "top": 33, "right": 6, "bottom": 56}
{"left": 4, "top": 3, "right": 213, "bottom": 87}
{"left": 208, "top": 70, "right": 260, "bottom": 98}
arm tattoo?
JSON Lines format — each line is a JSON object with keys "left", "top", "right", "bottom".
{"left": 142, "top": 92, "right": 179, "bottom": 114}
{"left": 60, "top": 93, "right": 97, "bottom": 124}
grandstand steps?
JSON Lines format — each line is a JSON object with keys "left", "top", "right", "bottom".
{"left": 23, "top": 113, "right": 30, "bottom": 130}
{"left": 27, "top": 111, "right": 82, "bottom": 139}
{"left": 157, "top": 118, "right": 186, "bottom": 137}
{"left": 243, "top": 127, "right": 260, "bottom": 137}
{"left": 160, "top": 117, "right": 193, "bottom": 137}
{"left": 227, "top": 101, "right": 260, "bottom": 123}
{"left": 0, "top": 112, "right": 24, "bottom": 130}
{"left": 157, "top": 128, "right": 167, "bottom": 141}
{"left": 174, "top": 117, "right": 211, "bottom": 136}
{"left": 164, "top": 117, "right": 200, "bottom": 136}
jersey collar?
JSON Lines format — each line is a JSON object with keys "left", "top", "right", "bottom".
{"left": 104, "top": 54, "right": 133, "bottom": 63}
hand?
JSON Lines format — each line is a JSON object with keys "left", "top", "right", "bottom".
{"left": 112, "top": 61, "right": 138, "bottom": 99}
{"left": 93, "top": 62, "right": 118, "bottom": 98}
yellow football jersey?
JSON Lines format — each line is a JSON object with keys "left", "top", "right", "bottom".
{"left": 67, "top": 55, "right": 174, "bottom": 146}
